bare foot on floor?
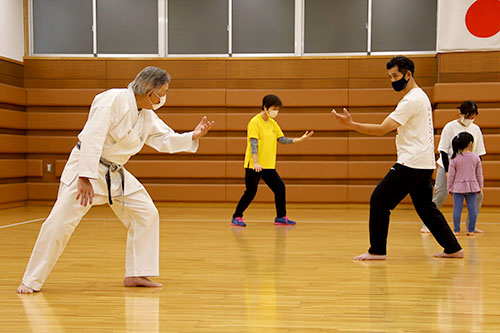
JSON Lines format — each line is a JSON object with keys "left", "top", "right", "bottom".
{"left": 454, "top": 232, "right": 460, "bottom": 236}
{"left": 353, "top": 252, "right": 386, "bottom": 261}
{"left": 17, "top": 283, "right": 35, "bottom": 294}
{"left": 123, "top": 277, "right": 162, "bottom": 288}
{"left": 420, "top": 226, "right": 430, "bottom": 233}
{"left": 474, "top": 228, "right": 483, "bottom": 233}
{"left": 433, "top": 249, "right": 464, "bottom": 258}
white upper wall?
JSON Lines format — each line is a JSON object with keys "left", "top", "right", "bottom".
{"left": 0, "top": 0, "right": 25, "bottom": 62}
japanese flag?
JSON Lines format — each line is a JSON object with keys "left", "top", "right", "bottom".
{"left": 437, "top": 0, "right": 500, "bottom": 52}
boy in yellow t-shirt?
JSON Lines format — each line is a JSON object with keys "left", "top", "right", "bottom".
{"left": 231, "top": 95, "right": 313, "bottom": 227}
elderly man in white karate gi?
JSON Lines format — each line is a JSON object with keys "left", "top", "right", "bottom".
{"left": 17, "top": 66, "right": 214, "bottom": 293}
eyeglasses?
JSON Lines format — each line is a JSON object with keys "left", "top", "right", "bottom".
{"left": 152, "top": 90, "right": 168, "bottom": 98}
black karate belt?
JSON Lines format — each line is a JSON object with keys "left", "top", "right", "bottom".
{"left": 76, "top": 142, "right": 124, "bottom": 205}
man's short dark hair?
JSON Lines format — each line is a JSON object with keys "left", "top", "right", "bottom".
{"left": 261, "top": 94, "right": 283, "bottom": 110}
{"left": 458, "top": 100, "right": 478, "bottom": 118}
{"left": 386, "top": 56, "right": 415, "bottom": 76}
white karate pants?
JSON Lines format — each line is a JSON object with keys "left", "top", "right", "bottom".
{"left": 21, "top": 180, "right": 159, "bottom": 291}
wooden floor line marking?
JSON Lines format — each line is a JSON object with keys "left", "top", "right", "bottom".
{"left": 0, "top": 218, "right": 46, "bottom": 229}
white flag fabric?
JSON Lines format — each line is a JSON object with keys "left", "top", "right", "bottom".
{"left": 437, "top": 0, "right": 500, "bottom": 52}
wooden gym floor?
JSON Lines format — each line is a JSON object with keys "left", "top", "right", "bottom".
{"left": 0, "top": 203, "right": 499, "bottom": 332}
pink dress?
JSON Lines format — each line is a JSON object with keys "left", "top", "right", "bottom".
{"left": 447, "top": 152, "right": 483, "bottom": 193}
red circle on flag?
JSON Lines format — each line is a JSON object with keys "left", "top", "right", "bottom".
{"left": 465, "top": 0, "right": 500, "bottom": 38}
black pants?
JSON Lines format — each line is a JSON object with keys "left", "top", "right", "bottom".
{"left": 233, "top": 168, "right": 286, "bottom": 218}
{"left": 368, "top": 163, "right": 462, "bottom": 255}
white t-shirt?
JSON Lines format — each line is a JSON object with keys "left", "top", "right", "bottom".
{"left": 436, "top": 119, "right": 486, "bottom": 169}
{"left": 388, "top": 88, "right": 436, "bottom": 169}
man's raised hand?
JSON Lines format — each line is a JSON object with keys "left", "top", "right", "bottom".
{"left": 331, "top": 108, "right": 354, "bottom": 128}
{"left": 192, "top": 116, "right": 215, "bottom": 140}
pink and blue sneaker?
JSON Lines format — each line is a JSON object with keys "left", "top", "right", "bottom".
{"left": 231, "top": 217, "right": 246, "bottom": 227}
{"left": 274, "top": 216, "right": 296, "bottom": 225}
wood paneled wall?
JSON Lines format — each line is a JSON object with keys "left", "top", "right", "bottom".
{"left": 0, "top": 56, "right": 24, "bottom": 88}
{"left": 0, "top": 53, "right": 499, "bottom": 207}
{"left": 0, "top": 58, "right": 27, "bottom": 208}
{"left": 23, "top": 55, "right": 438, "bottom": 90}
{"left": 438, "top": 51, "right": 500, "bottom": 83}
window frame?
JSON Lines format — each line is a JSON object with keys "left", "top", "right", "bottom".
{"left": 28, "top": 0, "right": 437, "bottom": 57}
{"left": 29, "top": 0, "right": 164, "bottom": 57}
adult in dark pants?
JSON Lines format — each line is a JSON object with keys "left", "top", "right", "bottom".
{"left": 331, "top": 56, "right": 463, "bottom": 260}
{"left": 231, "top": 94, "right": 313, "bottom": 227}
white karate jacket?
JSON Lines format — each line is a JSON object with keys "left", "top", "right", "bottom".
{"left": 60, "top": 88, "right": 199, "bottom": 196}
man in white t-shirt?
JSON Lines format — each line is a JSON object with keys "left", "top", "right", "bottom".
{"left": 421, "top": 100, "right": 486, "bottom": 233}
{"left": 332, "top": 56, "right": 463, "bottom": 260}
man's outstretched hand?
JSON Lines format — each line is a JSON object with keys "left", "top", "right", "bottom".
{"left": 331, "top": 108, "right": 354, "bottom": 128}
{"left": 192, "top": 116, "right": 215, "bottom": 140}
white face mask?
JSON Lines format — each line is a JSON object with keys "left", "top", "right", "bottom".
{"left": 460, "top": 116, "right": 474, "bottom": 127}
{"left": 150, "top": 91, "right": 166, "bottom": 111}
{"left": 268, "top": 110, "right": 279, "bottom": 118}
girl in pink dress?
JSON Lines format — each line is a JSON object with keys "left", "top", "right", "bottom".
{"left": 448, "top": 132, "right": 484, "bottom": 236}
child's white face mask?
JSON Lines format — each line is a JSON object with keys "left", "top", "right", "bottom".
{"left": 460, "top": 116, "right": 474, "bottom": 127}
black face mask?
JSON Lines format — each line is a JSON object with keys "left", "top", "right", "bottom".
{"left": 391, "top": 76, "right": 409, "bottom": 92}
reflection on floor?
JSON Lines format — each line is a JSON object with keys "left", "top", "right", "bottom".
{"left": 1, "top": 203, "right": 499, "bottom": 332}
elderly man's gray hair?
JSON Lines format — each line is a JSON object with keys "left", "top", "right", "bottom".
{"left": 128, "top": 66, "right": 171, "bottom": 96}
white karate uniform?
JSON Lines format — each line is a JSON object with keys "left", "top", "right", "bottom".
{"left": 22, "top": 88, "right": 199, "bottom": 291}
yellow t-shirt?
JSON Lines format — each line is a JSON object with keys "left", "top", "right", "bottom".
{"left": 244, "top": 114, "right": 284, "bottom": 169}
